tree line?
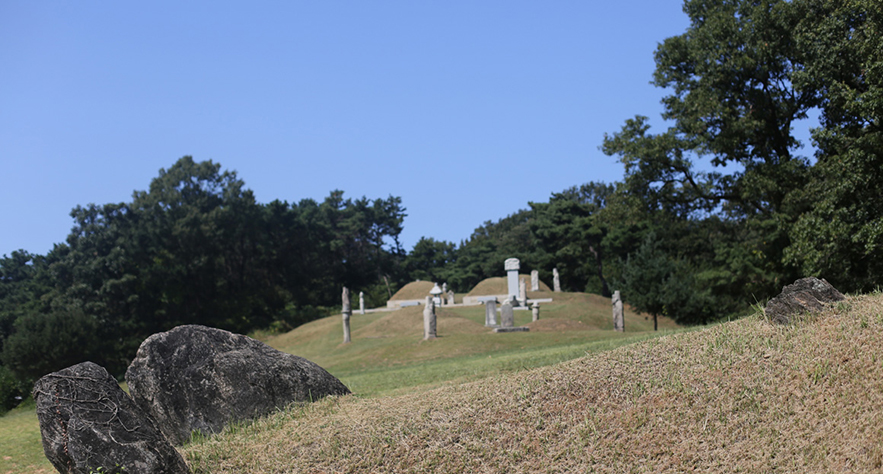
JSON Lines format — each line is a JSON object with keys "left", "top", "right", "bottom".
{"left": 2, "top": 0, "right": 881, "bottom": 412}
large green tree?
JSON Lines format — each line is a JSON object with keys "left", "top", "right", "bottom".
{"left": 785, "top": 0, "right": 883, "bottom": 291}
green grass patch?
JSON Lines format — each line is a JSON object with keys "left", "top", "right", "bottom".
{"left": 0, "top": 398, "right": 54, "bottom": 473}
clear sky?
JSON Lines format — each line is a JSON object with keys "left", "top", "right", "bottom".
{"left": 1, "top": 1, "right": 695, "bottom": 257}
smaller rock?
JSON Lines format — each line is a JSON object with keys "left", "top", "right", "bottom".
{"left": 764, "top": 277, "right": 846, "bottom": 324}
{"left": 33, "top": 361, "right": 190, "bottom": 474}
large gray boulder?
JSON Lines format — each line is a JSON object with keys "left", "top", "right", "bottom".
{"left": 764, "top": 277, "right": 846, "bottom": 324}
{"left": 125, "top": 325, "right": 350, "bottom": 445}
{"left": 33, "top": 361, "right": 190, "bottom": 474}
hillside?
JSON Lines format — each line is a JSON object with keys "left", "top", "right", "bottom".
{"left": 185, "top": 293, "right": 883, "bottom": 472}
{"left": 266, "top": 291, "right": 674, "bottom": 396}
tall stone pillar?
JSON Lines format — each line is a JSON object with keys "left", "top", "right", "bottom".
{"left": 423, "top": 296, "right": 437, "bottom": 340}
{"left": 342, "top": 287, "right": 352, "bottom": 343}
{"left": 359, "top": 291, "right": 365, "bottom": 315}
{"left": 612, "top": 290, "right": 624, "bottom": 332}
{"left": 553, "top": 268, "right": 561, "bottom": 292}
{"left": 484, "top": 299, "right": 498, "bottom": 327}
{"left": 531, "top": 302, "right": 540, "bottom": 322}
{"left": 518, "top": 277, "right": 527, "bottom": 307}
{"left": 530, "top": 270, "right": 539, "bottom": 291}
{"left": 505, "top": 258, "right": 520, "bottom": 301}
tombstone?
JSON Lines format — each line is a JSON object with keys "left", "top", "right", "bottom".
{"left": 553, "top": 268, "right": 561, "bottom": 292}
{"left": 442, "top": 282, "right": 447, "bottom": 294}
{"left": 531, "top": 270, "right": 539, "bottom": 291}
{"left": 34, "top": 362, "right": 191, "bottom": 473}
{"left": 342, "top": 287, "right": 352, "bottom": 343}
{"left": 484, "top": 299, "right": 498, "bottom": 327}
{"left": 423, "top": 296, "right": 437, "bottom": 340}
{"left": 532, "top": 302, "right": 540, "bottom": 322}
{"left": 518, "top": 277, "right": 527, "bottom": 307}
{"left": 612, "top": 290, "right": 624, "bottom": 332}
{"left": 505, "top": 258, "right": 520, "bottom": 301}
{"left": 447, "top": 290, "right": 455, "bottom": 305}
{"left": 359, "top": 291, "right": 366, "bottom": 315}
{"left": 500, "top": 300, "right": 515, "bottom": 328}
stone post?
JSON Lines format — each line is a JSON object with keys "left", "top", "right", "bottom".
{"left": 500, "top": 300, "right": 515, "bottom": 328}
{"left": 359, "top": 291, "right": 365, "bottom": 315}
{"left": 612, "top": 290, "right": 624, "bottom": 332}
{"left": 484, "top": 299, "right": 498, "bottom": 327}
{"left": 505, "top": 258, "right": 520, "bottom": 301}
{"left": 553, "top": 268, "right": 561, "bottom": 292}
{"left": 342, "top": 287, "right": 352, "bottom": 343}
{"left": 518, "top": 277, "right": 527, "bottom": 307}
{"left": 423, "top": 296, "right": 437, "bottom": 340}
{"left": 531, "top": 270, "right": 539, "bottom": 291}
{"left": 532, "top": 302, "right": 540, "bottom": 322}
{"left": 447, "top": 290, "right": 455, "bottom": 305}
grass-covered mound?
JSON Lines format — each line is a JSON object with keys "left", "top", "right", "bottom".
{"left": 466, "top": 275, "right": 551, "bottom": 296}
{"left": 388, "top": 280, "right": 434, "bottom": 301}
{"left": 184, "top": 293, "right": 883, "bottom": 472}
{"left": 1, "top": 290, "right": 668, "bottom": 472}
{"left": 265, "top": 292, "right": 674, "bottom": 396}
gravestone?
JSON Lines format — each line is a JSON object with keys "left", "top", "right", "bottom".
{"left": 342, "top": 287, "right": 352, "bottom": 343}
{"left": 553, "top": 268, "right": 561, "bottom": 292}
{"left": 612, "top": 290, "right": 624, "bottom": 332}
{"left": 531, "top": 270, "right": 539, "bottom": 291}
{"left": 423, "top": 296, "right": 437, "bottom": 340}
{"left": 500, "top": 300, "right": 515, "bottom": 328}
{"left": 484, "top": 299, "right": 498, "bottom": 327}
{"left": 532, "top": 302, "right": 540, "bottom": 322}
{"left": 447, "top": 290, "right": 455, "bottom": 305}
{"left": 34, "top": 362, "right": 190, "bottom": 474}
{"left": 505, "top": 258, "right": 520, "bottom": 301}
{"left": 125, "top": 325, "right": 350, "bottom": 445}
{"left": 359, "top": 291, "right": 365, "bottom": 315}
{"left": 519, "top": 277, "right": 527, "bottom": 307}
{"left": 764, "top": 277, "right": 846, "bottom": 324}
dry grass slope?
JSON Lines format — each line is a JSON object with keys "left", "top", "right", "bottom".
{"left": 185, "top": 293, "right": 883, "bottom": 473}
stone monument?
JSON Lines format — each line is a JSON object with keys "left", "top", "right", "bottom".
{"left": 359, "top": 291, "right": 365, "bottom": 315}
{"left": 532, "top": 302, "right": 540, "bottom": 322}
{"left": 447, "top": 290, "right": 455, "bottom": 305}
{"left": 531, "top": 270, "right": 539, "bottom": 291}
{"left": 505, "top": 258, "right": 520, "bottom": 301}
{"left": 423, "top": 296, "right": 437, "bottom": 340}
{"left": 500, "top": 300, "right": 515, "bottom": 328}
{"left": 342, "top": 287, "right": 352, "bottom": 343}
{"left": 518, "top": 277, "right": 527, "bottom": 307}
{"left": 484, "top": 299, "right": 498, "bottom": 327}
{"left": 553, "top": 268, "right": 561, "bottom": 292}
{"left": 612, "top": 290, "right": 624, "bottom": 332}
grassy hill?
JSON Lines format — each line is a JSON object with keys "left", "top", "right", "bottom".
{"left": 0, "top": 291, "right": 670, "bottom": 472}
{"left": 184, "top": 292, "right": 883, "bottom": 472}
{"left": 12, "top": 291, "right": 883, "bottom": 472}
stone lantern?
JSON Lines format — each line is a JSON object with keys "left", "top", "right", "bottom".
{"left": 430, "top": 282, "right": 443, "bottom": 306}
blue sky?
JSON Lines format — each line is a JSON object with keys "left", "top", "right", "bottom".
{"left": 1, "top": 1, "right": 699, "bottom": 256}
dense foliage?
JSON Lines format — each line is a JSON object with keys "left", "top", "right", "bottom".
{"left": 1, "top": 0, "right": 880, "bottom": 413}
{"left": 0, "top": 157, "right": 405, "bottom": 409}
